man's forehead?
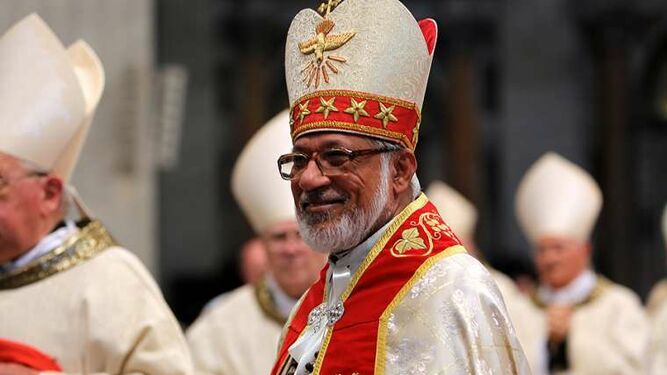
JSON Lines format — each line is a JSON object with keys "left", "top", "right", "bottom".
{"left": 292, "top": 132, "right": 373, "bottom": 151}
{"left": 0, "top": 152, "right": 23, "bottom": 170}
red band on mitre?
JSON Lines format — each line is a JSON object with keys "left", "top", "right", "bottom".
{"left": 289, "top": 90, "right": 422, "bottom": 150}
{"left": 0, "top": 338, "right": 62, "bottom": 371}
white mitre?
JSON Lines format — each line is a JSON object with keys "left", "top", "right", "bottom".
{"left": 426, "top": 181, "right": 477, "bottom": 241}
{"left": 285, "top": 0, "right": 437, "bottom": 150}
{"left": 0, "top": 14, "right": 104, "bottom": 182}
{"left": 231, "top": 110, "right": 296, "bottom": 234}
{"left": 515, "top": 152, "right": 603, "bottom": 245}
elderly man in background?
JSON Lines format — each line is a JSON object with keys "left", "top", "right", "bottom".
{"left": 270, "top": 0, "right": 530, "bottom": 373}
{"left": 187, "top": 110, "right": 327, "bottom": 375}
{"left": 515, "top": 152, "right": 648, "bottom": 375}
{"left": 0, "top": 14, "right": 192, "bottom": 374}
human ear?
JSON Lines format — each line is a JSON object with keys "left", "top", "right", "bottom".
{"left": 41, "top": 176, "right": 64, "bottom": 216}
{"left": 391, "top": 150, "right": 417, "bottom": 195}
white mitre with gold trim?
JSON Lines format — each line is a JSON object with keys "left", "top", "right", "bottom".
{"left": 232, "top": 110, "right": 297, "bottom": 234}
{"left": 515, "top": 152, "right": 603, "bottom": 245}
{"left": 286, "top": 0, "right": 437, "bottom": 150}
{"left": 426, "top": 181, "right": 477, "bottom": 241}
{"left": 0, "top": 14, "right": 104, "bottom": 182}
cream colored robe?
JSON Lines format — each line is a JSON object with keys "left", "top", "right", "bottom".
{"left": 648, "top": 299, "right": 667, "bottom": 374}
{"left": 187, "top": 283, "right": 283, "bottom": 375}
{"left": 521, "top": 279, "right": 648, "bottom": 375}
{"left": 491, "top": 269, "right": 545, "bottom": 374}
{"left": 0, "top": 246, "right": 193, "bottom": 374}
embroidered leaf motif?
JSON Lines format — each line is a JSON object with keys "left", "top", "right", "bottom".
{"left": 394, "top": 228, "right": 427, "bottom": 254}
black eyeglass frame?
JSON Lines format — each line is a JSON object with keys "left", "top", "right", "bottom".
{"left": 277, "top": 147, "right": 399, "bottom": 180}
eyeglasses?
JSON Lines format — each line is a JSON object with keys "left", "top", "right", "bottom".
{"left": 0, "top": 171, "right": 48, "bottom": 190}
{"left": 277, "top": 147, "right": 398, "bottom": 180}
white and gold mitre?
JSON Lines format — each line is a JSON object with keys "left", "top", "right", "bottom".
{"left": 285, "top": 0, "right": 438, "bottom": 150}
{"left": 0, "top": 14, "right": 104, "bottom": 181}
{"left": 515, "top": 152, "right": 603, "bottom": 245}
{"left": 232, "top": 110, "right": 297, "bottom": 234}
{"left": 426, "top": 181, "right": 477, "bottom": 241}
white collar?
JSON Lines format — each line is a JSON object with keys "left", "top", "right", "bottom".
{"left": 265, "top": 273, "right": 299, "bottom": 319}
{"left": 328, "top": 218, "right": 394, "bottom": 277}
{"left": 0, "top": 221, "right": 78, "bottom": 274}
{"left": 537, "top": 269, "right": 597, "bottom": 305}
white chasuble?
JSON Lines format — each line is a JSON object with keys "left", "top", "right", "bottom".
{"left": 0, "top": 221, "right": 193, "bottom": 374}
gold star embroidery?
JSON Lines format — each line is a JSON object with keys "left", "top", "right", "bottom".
{"left": 343, "top": 98, "right": 369, "bottom": 123}
{"left": 374, "top": 102, "right": 398, "bottom": 128}
{"left": 315, "top": 97, "right": 338, "bottom": 119}
{"left": 298, "top": 100, "right": 311, "bottom": 123}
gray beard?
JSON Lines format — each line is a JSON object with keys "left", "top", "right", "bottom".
{"left": 297, "top": 165, "right": 390, "bottom": 254}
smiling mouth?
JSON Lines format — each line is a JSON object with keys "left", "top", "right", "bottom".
{"left": 302, "top": 198, "right": 345, "bottom": 212}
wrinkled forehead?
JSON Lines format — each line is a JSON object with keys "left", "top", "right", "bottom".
{"left": 536, "top": 235, "right": 586, "bottom": 251}
{"left": 292, "top": 132, "right": 376, "bottom": 152}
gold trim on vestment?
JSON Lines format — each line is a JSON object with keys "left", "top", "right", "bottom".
{"left": 0, "top": 220, "right": 116, "bottom": 290}
{"left": 312, "top": 193, "right": 429, "bottom": 374}
{"left": 374, "top": 244, "right": 467, "bottom": 375}
{"left": 531, "top": 275, "right": 612, "bottom": 309}
{"left": 255, "top": 277, "right": 288, "bottom": 325}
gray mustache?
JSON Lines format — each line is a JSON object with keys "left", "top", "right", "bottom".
{"left": 299, "top": 189, "right": 346, "bottom": 205}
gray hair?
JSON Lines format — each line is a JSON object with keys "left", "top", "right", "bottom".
{"left": 366, "top": 138, "right": 421, "bottom": 199}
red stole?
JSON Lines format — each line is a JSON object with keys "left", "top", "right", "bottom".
{"left": 271, "top": 194, "right": 465, "bottom": 375}
{"left": 0, "top": 338, "right": 62, "bottom": 371}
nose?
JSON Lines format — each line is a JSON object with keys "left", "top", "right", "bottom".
{"left": 296, "top": 159, "right": 331, "bottom": 192}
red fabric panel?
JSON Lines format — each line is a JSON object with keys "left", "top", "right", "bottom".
{"left": 0, "top": 338, "right": 62, "bottom": 371}
{"left": 418, "top": 18, "right": 438, "bottom": 55}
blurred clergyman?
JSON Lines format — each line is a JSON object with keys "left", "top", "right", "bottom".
{"left": 270, "top": 0, "right": 530, "bottom": 373}
{"left": 0, "top": 14, "right": 193, "bottom": 374}
{"left": 200, "top": 238, "right": 269, "bottom": 314}
{"left": 515, "top": 152, "right": 648, "bottom": 375}
{"left": 646, "top": 204, "right": 667, "bottom": 317}
{"left": 238, "top": 237, "right": 269, "bottom": 285}
{"left": 186, "top": 111, "right": 327, "bottom": 375}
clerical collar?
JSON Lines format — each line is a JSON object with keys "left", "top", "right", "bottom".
{"left": 265, "top": 272, "right": 299, "bottom": 319}
{"left": 0, "top": 220, "right": 78, "bottom": 274}
{"left": 537, "top": 269, "right": 597, "bottom": 305}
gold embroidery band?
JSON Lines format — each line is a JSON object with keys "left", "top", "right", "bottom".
{"left": 255, "top": 277, "right": 288, "bottom": 325}
{"left": 290, "top": 90, "right": 422, "bottom": 150}
{"left": 0, "top": 221, "right": 116, "bottom": 290}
